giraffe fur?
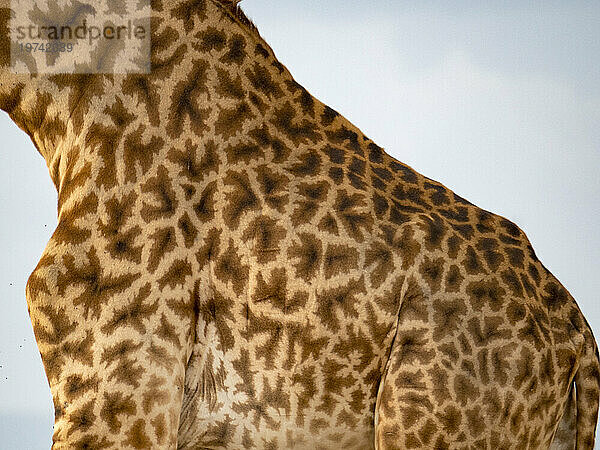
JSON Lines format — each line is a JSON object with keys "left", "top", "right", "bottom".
{"left": 0, "top": 1, "right": 599, "bottom": 448}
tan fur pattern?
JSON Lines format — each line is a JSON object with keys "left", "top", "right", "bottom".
{"left": 0, "top": 1, "right": 599, "bottom": 448}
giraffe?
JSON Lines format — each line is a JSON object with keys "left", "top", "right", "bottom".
{"left": 1, "top": 0, "right": 599, "bottom": 449}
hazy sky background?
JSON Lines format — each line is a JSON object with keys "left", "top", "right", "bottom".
{"left": 1, "top": 1, "right": 599, "bottom": 447}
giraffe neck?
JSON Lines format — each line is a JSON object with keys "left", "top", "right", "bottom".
{"left": 1, "top": 0, "right": 298, "bottom": 206}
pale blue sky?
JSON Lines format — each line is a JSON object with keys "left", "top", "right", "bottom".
{"left": 1, "top": 1, "right": 599, "bottom": 447}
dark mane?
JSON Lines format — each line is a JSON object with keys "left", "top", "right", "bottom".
{"left": 213, "top": 0, "right": 260, "bottom": 38}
